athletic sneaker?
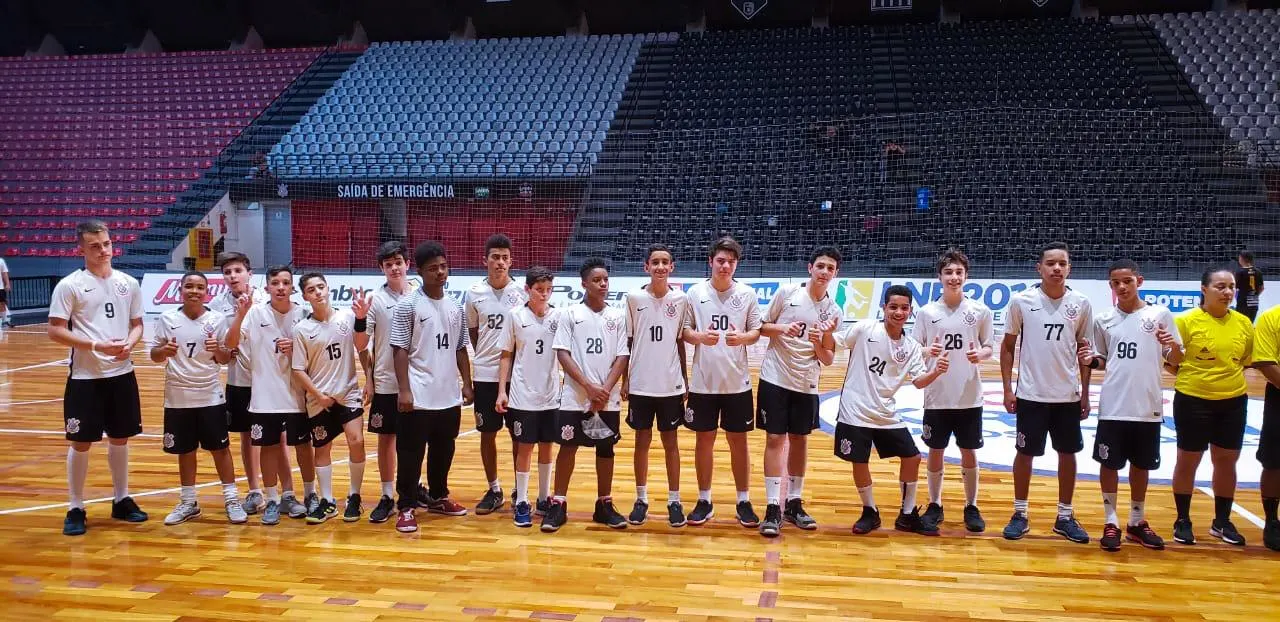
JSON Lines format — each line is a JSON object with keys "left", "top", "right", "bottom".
{"left": 262, "top": 500, "right": 281, "bottom": 525}
{"left": 921, "top": 503, "right": 944, "bottom": 532}
{"left": 281, "top": 493, "right": 307, "bottom": 519}
{"left": 895, "top": 507, "right": 937, "bottom": 536}
{"left": 541, "top": 500, "right": 567, "bottom": 533}
{"left": 1053, "top": 515, "right": 1090, "bottom": 544}
{"left": 111, "top": 496, "right": 148, "bottom": 522}
{"left": 306, "top": 498, "right": 338, "bottom": 524}
{"left": 628, "top": 499, "right": 648, "bottom": 525}
{"left": 343, "top": 494, "right": 362, "bottom": 522}
{"left": 668, "top": 502, "right": 687, "bottom": 528}
{"left": 225, "top": 499, "right": 248, "bottom": 524}
{"left": 736, "top": 501, "right": 760, "bottom": 528}
{"left": 593, "top": 498, "right": 627, "bottom": 529}
{"left": 1125, "top": 521, "right": 1164, "bottom": 550}
{"left": 852, "top": 507, "right": 881, "bottom": 535}
{"left": 304, "top": 493, "right": 321, "bottom": 516}
{"left": 164, "top": 501, "right": 201, "bottom": 526}
{"left": 1002, "top": 513, "right": 1030, "bottom": 540}
{"left": 416, "top": 484, "right": 432, "bottom": 508}
{"left": 783, "top": 498, "right": 817, "bottom": 530}
{"left": 513, "top": 502, "right": 533, "bottom": 528}
{"left": 63, "top": 508, "right": 87, "bottom": 536}
{"left": 759, "top": 503, "right": 782, "bottom": 537}
{"left": 1100, "top": 523, "right": 1122, "bottom": 551}
{"left": 242, "top": 491, "right": 266, "bottom": 515}
{"left": 1263, "top": 519, "right": 1280, "bottom": 552}
{"left": 476, "top": 489, "right": 505, "bottom": 515}
{"left": 963, "top": 504, "right": 986, "bottom": 533}
{"left": 535, "top": 497, "right": 550, "bottom": 517}
{"left": 1210, "top": 519, "right": 1246, "bottom": 546}
{"left": 687, "top": 500, "right": 714, "bottom": 525}
{"left": 396, "top": 508, "right": 418, "bottom": 533}
{"left": 1172, "top": 518, "right": 1195, "bottom": 545}
{"left": 369, "top": 495, "right": 395, "bottom": 524}
{"left": 426, "top": 496, "right": 468, "bottom": 516}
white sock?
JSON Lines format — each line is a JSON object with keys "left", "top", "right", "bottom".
{"left": 515, "top": 471, "right": 530, "bottom": 504}
{"left": 67, "top": 447, "right": 89, "bottom": 510}
{"left": 961, "top": 467, "right": 979, "bottom": 507}
{"left": 349, "top": 461, "right": 365, "bottom": 497}
{"left": 106, "top": 443, "right": 129, "bottom": 502}
{"left": 698, "top": 489, "right": 711, "bottom": 503}
{"left": 1102, "top": 493, "right": 1118, "bottom": 526}
{"left": 668, "top": 490, "right": 680, "bottom": 503}
{"left": 636, "top": 485, "right": 648, "bottom": 503}
{"left": 553, "top": 495, "right": 566, "bottom": 503}
{"left": 764, "top": 477, "right": 782, "bottom": 506}
{"left": 1129, "top": 500, "right": 1146, "bottom": 527}
{"left": 736, "top": 490, "right": 749, "bottom": 504}
{"left": 316, "top": 466, "right": 334, "bottom": 502}
{"left": 1057, "top": 502, "right": 1073, "bottom": 520}
{"left": 222, "top": 483, "right": 239, "bottom": 503}
{"left": 538, "top": 463, "right": 552, "bottom": 500}
{"left": 265, "top": 486, "right": 280, "bottom": 503}
{"left": 786, "top": 476, "right": 804, "bottom": 501}
{"left": 1014, "top": 498, "right": 1029, "bottom": 516}
{"left": 180, "top": 485, "right": 197, "bottom": 505}
{"left": 381, "top": 481, "right": 394, "bottom": 498}
{"left": 303, "top": 480, "right": 316, "bottom": 498}
{"left": 858, "top": 484, "right": 876, "bottom": 511}
{"left": 489, "top": 479, "right": 501, "bottom": 493}
{"left": 900, "top": 480, "right": 918, "bottom": 514}
{"left": 248, "top": 488, "right": 262, "bottom": 497}
{"left": 927, "top": 469, "right": 944, "bottom": 506}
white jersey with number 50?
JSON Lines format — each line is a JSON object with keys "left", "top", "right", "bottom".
{"left": 686, "top": 280, "right": 762, "bottom": 395}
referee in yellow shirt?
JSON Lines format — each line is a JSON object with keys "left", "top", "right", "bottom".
{"left": 1250, "top": 303, "right": 1280, "bottom": 551}
{"left": 1169, "top": 267, "right": 1253, "bottom": 547}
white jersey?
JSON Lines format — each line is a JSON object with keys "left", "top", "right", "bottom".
{"left": 759, "top": 283, "right": 844, "bottom": 394}
{"left": 554, "top": 303, "right": 629, "bottom": 412}
{"left": 292, "top": 309, "right": 363, "bottom": 416}
{"left": 0, "top": 257, "right": 7, "bottom": 287}
{"left": 465, "top": 279, "right": 528, "bottom": 383}
{"left": 49, "top": 269, "right": 143, "bottom": 380}
{"left": 239, "top": 302, "right": 307, "bottom": 413}
{"left": 1003, "top": 286, "right": 1092, "bottom": 403}
{"left": 367, "top": 283, "right": 409, "bottom": 395}
{"left": 1091, "top": 304, "right": 1180, "bottom": 422}
{"left": 626, "top": 285, "right": 689, "bottom": 397}
{"left": 389, "top": 289, "right": 468, "bottom": 411}
{"left": 835, "top": 320, "right": 928, "bottom": 429}
{"left": 911, "top": 298, "right": 995, "bottom": 409}
{"left": 686, "top": 280, "right": 762, "bottom": 395}
{"left": 502, "top": 305, "right": 562, "bottom": 411}
{"left": 154, "top": 307, "right": 227, "bottom": 409}
{"left": 209, "top": 287, "right": 269, "bottom": 387}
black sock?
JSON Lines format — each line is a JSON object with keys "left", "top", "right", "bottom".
{"left": 1264, "top": 497, "right": 1279, "bottom": 523}
{"left": 1214, "top": 496, "right": 1233, "bottom": 522}
{"left": 1174, "top": 493, "right": 1192, "bottom": 520}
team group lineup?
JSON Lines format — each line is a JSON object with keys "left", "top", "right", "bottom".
{"left": 43, "top": 219, "right": 1280, "bottom": 553}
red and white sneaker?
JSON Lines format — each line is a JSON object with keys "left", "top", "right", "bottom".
{"left": 427, "top": 496, "right": 468, "bottom": 516}
{"left": 395, "top": 508, "right": 418, "bottom": 533}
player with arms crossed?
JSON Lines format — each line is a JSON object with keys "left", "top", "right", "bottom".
{"left": 756, "top": 246, "right": 843, "bottom": 537}
{"left": 291, "top": 273, "right": 370, "bottom": 523}
{"left": 48, "top": 220, "right": 148, "bottom": 536}
{"left": 1078, "top": 260, "right": 1182, "bottom": 551}
{"left": 151, "top": 271, "right": 248, "bottom": 525}
{"left": 1000, "top": 241, "right": 1092, "bottom": 543}
{"left": 912, "top": 248, "right": 995, "bottom": 533}
{"left": 495, "top": 266, "right": 561, "bottom": 527}
{"left": 1249, "top": 295, "right": 1280, "bottom": 551}
{"left": 465, "top": 234, "right": 528, "bottom": 515}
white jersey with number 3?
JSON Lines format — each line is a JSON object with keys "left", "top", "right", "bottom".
{"left": 210, "top": 287, "right": 269, "bottom": 387}
{"left": 154, "top": 307, "right": 227, "bottom": 409}
{"left": 1090, "top": 304, "right": 1179, "bottom": 422}
{"left": 759, "top": 283, "right": 843, "bottom": 394}
{"left": 49, "top": 269, "right": 143, "bottom": 380}
{"left": 465, "top": 279, "right": 528, "bottom": 382}
{"left": 686, "top": 280, "right": 762, "bottom": 395}
{"left": 626, "top": 285, "right": 688, "bottom": 397}
{"left": 502, "top": 305, "right": 562, "bottom": 411}
{"left": 292, "top": 309, "right": 362, "bottom": 416}
{"left": 911, "top": 298, "right": 994, "bottom": 409}
{"left": 1003, "top": 287, "right": 1092, "bottom": 403}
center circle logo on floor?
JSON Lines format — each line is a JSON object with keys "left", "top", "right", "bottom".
{"left": 817, "top": 381, "right": 1265, "bottom": 487}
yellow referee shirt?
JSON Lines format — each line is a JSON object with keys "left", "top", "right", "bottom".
{"left": 1253, "top": 306, "right": 1280, "bottom": 365}
{"left": 1173, "top": 307, "right": 1254, "bottom": 400}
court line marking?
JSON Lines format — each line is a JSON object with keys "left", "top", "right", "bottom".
{"left": 0, "top": 428, "right": 162, "bottom": 438}
{"left": 0, "top": 398, "right": 64, "bottom": 407}
{"left": 1, "top": 359, "right": 69, "bottom": 374}
{"left": 1196, "top": 486, "right": 1264, "bottom": 528}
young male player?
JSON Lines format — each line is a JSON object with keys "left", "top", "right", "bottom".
{"left": 465, "top": 234, "right": 528, "bottom": 514}
{"left": 225, "top": 265, "right": 317, "bottom": 525}
{"left": 682, "top": 237, "right": 763, "bottom": 528}
{"left": 1000, "top": 241, "right": 1093, "bottom": 543}
{"left": 834, "top": 285, "right": 949, "bottom": 535}
{"left": 624, "top": 244, "right": 689, "bottom": 527}
{"left": 540, "top": 258, "right": 630, "bottom": 532}
{"left": 756, "top": 246, "right": 844, "bottom": 537}
{"left": 292, "top": 273, "right": 371, "bottom": 523}
{"left": 496, "top": 266, "right": 561, "bottom": 527}
{"left": 0, "top": 255, "right": 10, "bottom": 327}
{"left": 48, "top": 220, "right": 148, "bottom": 536}
{"left": 1250, "top": 298, "right": 1280, "bottom": 551}
{"left": 1077, "top": 259, "right": 1181, "bottom": 551}
{"left": 390, "top": 241, "right": 474, "bottom": 533}
{"left": 151, "top": 271, "right": 247, "bottom": 525}
{"left": 360, "top": 241, "right": 413, "bottom": 523}
{"left": 911, "top": 248, "right": 994, "bottom": 533}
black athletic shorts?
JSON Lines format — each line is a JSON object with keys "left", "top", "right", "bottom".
{"left": 834, "top": 423, "right": 920, "bottom": 463}
{"left": 473, "top": 381, "right": 506, "bottom": 433}
{"left": 1260, "top": 385, "right": 1280, "bottom": 470}
{"left": 1172, "top": 391, "right": 1247, "bottom": 452}
{"left": 555, "top": 410, "right": 621, "bottom": 447}
{"left": 1093, "top": 419, "right": 1162, "bottom": 471}
{"left": 368, "top": 392, "right": 400, "bottom": 435}
{"left": 63, "top": 372, "right": 142, "bottom": 442}
{"left": 756, "top": 380, "right": 819, "bottom": 436}
{"left": 509, "top": 408, "right": 558, "bottom": 444}
{"left": 249, "top": 411, "right": 310, "bottom": 447}
{"left": 686, "top": 391, "right": 754, "bottom": 433}
{"left": 921, "top": 407, "right": 985, "bottom": 450}
{"left": 309, "top": 404, "right": 363, "bottom": 448}
{"left": 225, "top": 384, "right": 252, "bottom": 433}
{"left": 626, "top": 394, "right": 684, "bottom": 432}
{"left": 0, "top": 289, "right": 8, "bottom": 305}
{"left": 163, "top": 405, "right": 231, "bottom": 454}
{"left": 1014, "top": 398, "right": 1084, "bottom": 456}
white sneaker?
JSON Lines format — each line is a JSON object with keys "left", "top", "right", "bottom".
{"left": 242, "top": 491, "right": 266, "bottom": 515}
{"left": 225, "top": 499, "right": 248, "bottom": 524}
{"left": 164, "top": 500, "right": 201, "bottom": 525}
{"left": 281, "top": 493, "right": 307, "bottom": 518}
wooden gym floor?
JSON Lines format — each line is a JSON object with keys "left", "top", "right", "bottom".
{"left": 0, "top": 324, "right": 1276, "bottom": 621}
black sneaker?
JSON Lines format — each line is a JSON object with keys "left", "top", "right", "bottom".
{"left": 63, "top": 508, "right": 87, "bottom": 536}
{"left": 687, "top": 499, "right": 714, "bottom": 525}
{"left": 921, "top": 503, "right": 944, "bottom": 532}
{"left": 783, "top": 498, "right": 817, "bottom": 530}
{"left": 1172, "top": 518, "right": 1196, "bottom": 545}
{"left": 343, "top": 494, "right": 362, "bottom": 522}
{"left": 592, "top": 498, "right": 627, "bottom": 529}
{"left": 540, "top": 500, "right": 567, "bottom": 533}
{"left": 1053, "top": 515, "right": 1090, "bottom": 544}
{"left": 852, "top": 507, "right": 881, "bottom": 534}
{"left": 1210, "top": 518, "right": 1246, "bottom": 546}
{"left": 415, "top": 483, "right": 432, "bottom": 508}
{"left": 1100, "top": 523, "right": 1122, "bottom": 552}
{"left": 896, "top": 507, "right": 938, "bottom": 536}
{"left": 369, "top": 495, "right": 395, "bottom": 523}
{"left": 1264, "top": 519, "right": 1280, "bottom": 552}
{"left": 1002, "top": 512, "right": 1030, "bottom": 540}
{"left": 759, "top": 503, "right": 782, "bottom": 537}
{"left": 963, "top": 504, "right": 986, "bottom": 533}
{"left": 476, "top": 489, "right": 505, "bottom": 515}
{"left": 1125, "top": 521, "right": 1165, "bottom": 550}
{"left": 306, "top": 498, "right": 337, "bottom": 524}
{"left": 628, "top": 499, "right": 649, "bottom": 525}
{"left": 667, "top": 501, "right": 686, "bottom": 527}
{"left": 735, "top": 500, "right": 760, "bottom": 528}
{"left": 535, "top": 497, "right": 550, "bottom": 517}
{"left": 110, "top": 496, "right": 148, "bottom": 522}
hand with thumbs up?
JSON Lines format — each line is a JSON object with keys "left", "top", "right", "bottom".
{"left": 928, "top": 334, "right": 944, "bottom": 358}
{"left": 157, "top": 337, "right": 179, "bottom": 360}
{"left": 935, "top": 350, "right": 950, "bottom": 374}
{"left": 1155, "top": 322, "right": 1176, "bottom": 347}
{"left": 965, "top": 340, "right": 982, "bottom": 364}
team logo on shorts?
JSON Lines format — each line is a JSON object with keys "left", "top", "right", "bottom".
{"left": 758, "top": 409, "right": 767, "bottom": 424}
{"left": 1063, "top": 303, "right": 1080, "bottom": 321}
{"left": 729, "top": 294, "right": 746, "bottom": 310}
{"left": 163, "top": 433, "right": 175, "bottom": 449}
{"left": 475, "top": 412, "right": 484, "bottom": 428}
{"left": 1140, "top": 317, "right": 1157, "bottom": 334}
{"left": 664, "top": 303, "right": 678, "bottom": 319}
{"left": 839, "top": 438, "right": 852, "bottom": 455}
{"left": 313, "top": 426, "right": 328, "bottom": 442}
{"left": 250, "top": 424, "right": 263, "bottom": 440}
{"left": 561, "top": 425, "right": 575, "bottom": 441}
{"left": 963, "top": 311, "right": 977, "bottom": 326}
{"left": 114, "top": 281, "right": 130, "bottom": 297}
{"left": 1097, "top": 443, "right": 1110, "bottom": 460}
{"left": 370, "top": 413, "right": 383, "bottom": 429}
{"left": 684, "top": 408, "right": 695, "bottom": 423}
{"left": 1016, "top": 432, "right": 1026, "bottom": 448}
{"left": 513, "top": 421, "right": 523, "bottom": 437}
{"left": 921, "top": 424, "right": 932, "bottom": 440}
{"left": 66, "top": 418, "right": 81, "bottom": 435}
